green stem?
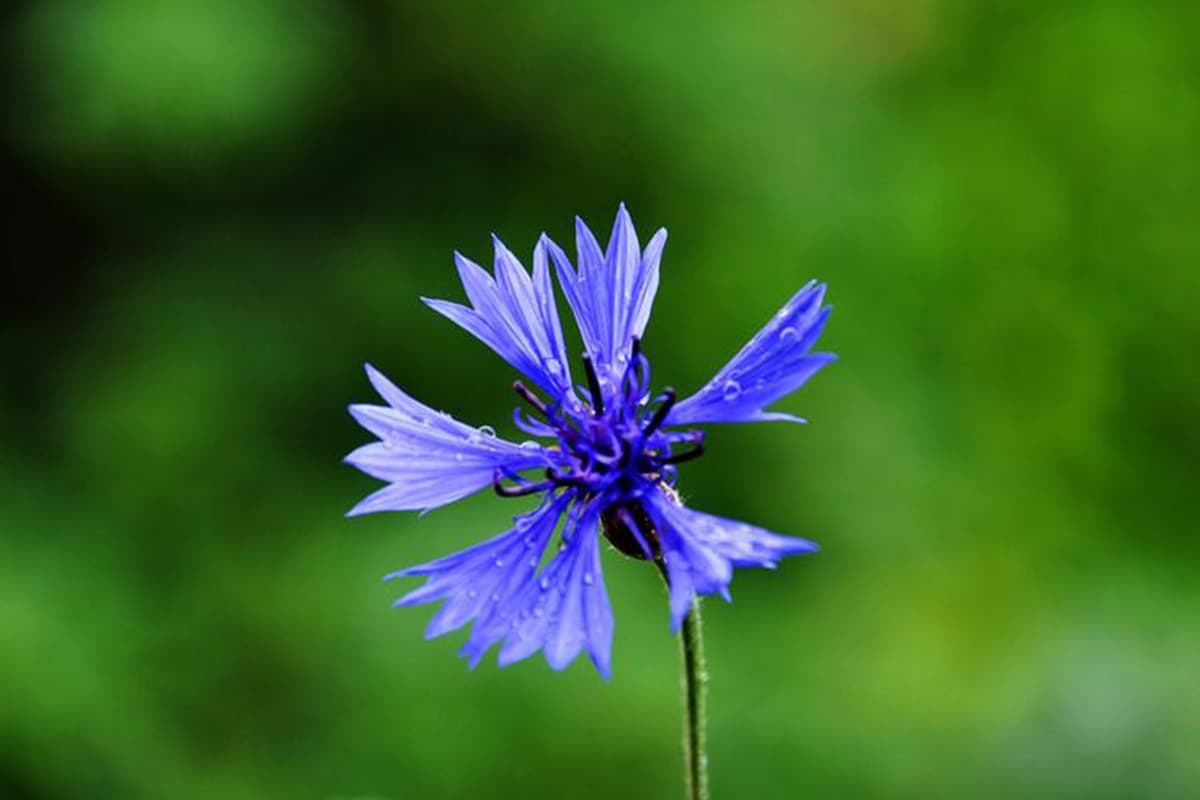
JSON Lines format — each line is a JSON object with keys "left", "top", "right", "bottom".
{"left": 679, "top": 595, "right": 709, "bottom": 800}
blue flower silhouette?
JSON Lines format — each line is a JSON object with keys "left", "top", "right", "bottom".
{"left": 346, "top": 205, "right": 834, "bottom": 678}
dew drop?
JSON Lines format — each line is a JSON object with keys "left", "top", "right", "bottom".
{"left": 453, "top": 452, "right": 464, "bottom": 461}
{"left": 583, "top": 572, "right": 594, "bottom": 586}
{"left": 491, "top": 593, "right": 500, "bottom": 603}
{"left": 382, "top": 440, "right": 395, "bottom": 449}
{"left": 479, "top": 424, "right": 497, "bottom": 438}
{"left": 528, "top": 557, "right": 539, "bottom": 568}
{"left": 546, "top": 358, "right": 562, "bottom": 375}
{"left": 539, "top": 576, "right": 551, "bottom": 591}
{"left": 533, "top": 606, "right": 544, "bottom": 618}
{"left": 467, "top": 589, "right": 478, "bottom": 599}
{"left": 722, "top": 379, "right": 742, "bottom": 401}
{"left": 520, "top": 440, "right": 540, "bottom": 450}
{"left": 779, "top": 326, "right": 799, "bottom": 343}
{"left": 494, "top": 558, "right": 505, "bottom": 568}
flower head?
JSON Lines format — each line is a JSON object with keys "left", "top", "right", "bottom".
{"left": 346, "top": 205, "right": 834, "bottom": 678}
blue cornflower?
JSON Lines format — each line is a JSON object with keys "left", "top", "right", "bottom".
{"left": 346, "top": 205, "right": 834, "bottom": 679}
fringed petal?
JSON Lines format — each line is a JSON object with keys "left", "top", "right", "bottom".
{"left": 345, "top": 365, "right": 554, "bottom": 514}
{"left": 667, "top": 281, "right": 834, "bottom": 425}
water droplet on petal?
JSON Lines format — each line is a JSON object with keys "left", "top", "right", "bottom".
{"left": 453, "top": 451, "right": 464, "bottom": 461}
{"left": 467, "top": 589, "right": 478, "bottom": 599}
{"left": 546, "top": 358, "right": 562, "bottom": 375}
{"left": 520, "top": 440, "right": 540, "bottom": 450}
{"left": 479, "top": 425, "right": 497, "bottom": 438}
{"left": 494, "top": 558, "right": 505, "bottom": 568}
{"left": 382, "top": 440, "right": 395, "bottom": 449}
{"left": 539, "top": 576, "right": 551, "bottom": 591}
{"left": 583, "top": 572, "right": 594, "bottom": 586}
{"left": 779, "top": 326, "right": 799, "bottom": 343}
{"left": 528, "top": 557, "right": 538, "bottom": 568}
{"left": 722, "top": 380, "right": 742, "bottom": 401}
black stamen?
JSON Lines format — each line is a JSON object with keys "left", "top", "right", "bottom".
{"left": 662, "top": 433, "right": 705, "bottom": 465}
{"left": 630, "top": 336, "right": 642, "bottom": 362}
{"left": 545, "top": 467, "right": 586, "bottom": 488}
{"left": 513, "top": 380, "right": 549, "bottom": 419}
{"left": 643, "top": 387, "right": 677, "bottom": 436}
{"left": 582, "top": 355, "right": 605, "bottom": 415}
{"left": 492, "top": 470, "right": 554, "bottom": 498}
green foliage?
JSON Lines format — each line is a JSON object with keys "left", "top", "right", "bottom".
{"left": 4, "top": 1, "right": 1198, "bottom": 798}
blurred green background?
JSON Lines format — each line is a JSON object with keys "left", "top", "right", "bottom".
{"left": 3, "top": 1, "right": 1198, "bottom": 798}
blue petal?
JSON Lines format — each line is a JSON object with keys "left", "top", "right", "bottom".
{"left": 345, "top": 365, "right": 554, "bottom": 514}
{"left": 575, "top": 215, "right": 612, "bottom": 359}
{"left": 644, "top": 493, "right": 819, "bottom": 632}
{"left": 541, "top": 234, "right": 600, "bottom": 368}
{"left": 488, "top": 509, "right": 614, "bottom": 678}
{"left": 604, "top": 206, "right": 638, "bottom": 359}
{"left": 422, "top": 237, "right": 574, "bottom": 398}
{"left": 628, "top": 227, "right": 666, "bottom": 343}
{"left": 546, "top": 204, "right": 667, "bottom": 384}
{"left": 386, "top": 495, "right": 569, "bottom": 640}
{"left": 667, "top": 281, "right": 835, "bottom": 425}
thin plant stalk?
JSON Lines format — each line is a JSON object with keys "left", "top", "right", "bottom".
{"left": 679, "top": 595, "right": 709, "bottom": 800}
{"left": 657, "top": 559, "right": 709, "bottom": 800}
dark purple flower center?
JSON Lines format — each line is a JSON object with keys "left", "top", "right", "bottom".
{"left": 493, "top": 338, "right": 704, "bottom": 557}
